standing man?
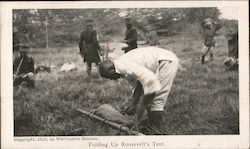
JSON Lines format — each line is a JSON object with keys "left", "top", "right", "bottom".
{"left": 13, "top": 43, "right": 35, "bottom": 88}
{"left": 79, "top": 18, "right": 101, "bottom": 75}
{"left": 122, "top": 17, "right": 138, "bottom": 53}
{"left": 98, "top": 46, "right": 179, "bottom": 132}
{"left": 201, "top": 18, "right": 221, "bottom": 64}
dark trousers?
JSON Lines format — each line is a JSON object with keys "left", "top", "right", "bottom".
{"left": 147, "top": 110, "right": 163, "bottom": 128}
{"left": 138, "top": 110, "right": 164, "bottom": 135}
{"left": 14, "top": 76, "right": 35, "bottom": 88}
{"left": 87, "top": 62, "right": 99, "bottom": 75}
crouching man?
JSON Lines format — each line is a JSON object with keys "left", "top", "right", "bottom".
{"left": 13, "top": 44, "right": 35, "bottom": 88}
{"left": 99, "top": 46, "right": 178, "bottom": 132}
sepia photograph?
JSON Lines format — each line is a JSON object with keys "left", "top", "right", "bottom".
{"left": 1, "top": 1, "right": 249, "bottom": 149}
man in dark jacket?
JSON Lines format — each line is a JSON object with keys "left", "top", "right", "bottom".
{"left": 79, "top": 19, "right": 101, "bottom": 75}
{"left": 122, "top": 17, "right": 137, "bottom": 53}
{"left": 13, "top": 44, "right": 35, "bottom": 88}
{"left": 201, "top": 18, "right": 221, "bottom": 64}
{"left": 224, "top": 31, "right": 238, "bottom": 71}
{"left": 228, "top": 31, "right": 238, "bottom": 59}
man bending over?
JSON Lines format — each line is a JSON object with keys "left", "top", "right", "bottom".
{"left": 98, "top": 46, "right": 179, "bottom": 131}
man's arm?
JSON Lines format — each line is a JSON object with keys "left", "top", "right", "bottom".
{"left": 115, "top": 59, "right": 162, "bottom": 95}
{"left": 137, "top": 92, "right": 156, "bottom": 121}
{"left": 115, "top": 59, "right": 162, "bottom": 116}
{"left": 127, "top": 29, "right": 137, "bottom": 44}
{"left": 29, "top": 58, "right": 35, "bottom": 73}
{"left": 125, "top": 81, "right": 142, "bottom": 115}
{"left": 131, "top": 81, "right": 143, "bottom": 106}
{"left": 79, "top": 32, "right": 84, "bottom": 54}
{"left": 214, "top": 22, "right": 221, "bottom": 32}
{"left": 93, "top": 31, "right": 101, "bottom": 51}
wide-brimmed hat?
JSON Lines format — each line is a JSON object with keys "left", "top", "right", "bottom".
{"left": 18, "top": 43, "right": 30, "bottom": 53}
{"left": 85, "top": 18, "right": 94, "bottom": 26}
{"left": 125, "top": 17, "right": 132, "bottom": 24}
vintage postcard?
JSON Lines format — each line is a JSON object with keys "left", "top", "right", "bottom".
{"left": 1, "top": 1, "right": 249, "bottom": 149}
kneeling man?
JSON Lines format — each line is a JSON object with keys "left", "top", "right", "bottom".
{"left": 13, "top": 43, "right": 35, "bottom": 88}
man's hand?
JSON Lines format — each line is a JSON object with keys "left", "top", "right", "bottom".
{"left": 137, "top": 93, "right": 156, "bottom": 121}
{"left": 99, "top": 50, "right": 104, "bottom": 56}
{"left": 136, "top": 102, "right": 147, "bottom": 121}
{"left": 125, "top": 103, "right": 136, "bottom": 115}
{"left": 122, "top": 40, "right": 128, "bottom": 44}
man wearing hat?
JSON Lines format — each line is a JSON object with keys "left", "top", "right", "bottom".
{"left": 13, "top": 43, "right": 35, "bottom": 88}
{"left": 98, "top": 46, "right": 179, "bottom": 132}
{"left": 201, "top": 18, "right": 221, "bottom": 64}
{"left": 122, "top": 17, "right": 138, "bottom": 53}
{"left": 79, "top": 18, "right": 101, "bottom": 75}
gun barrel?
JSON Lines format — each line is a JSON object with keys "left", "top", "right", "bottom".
{"left": 77, "top": 108, "right": 144, "bottom": 135}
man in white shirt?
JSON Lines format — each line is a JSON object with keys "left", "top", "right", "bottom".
{"left": 99, "top": 46, "right": 179, "bottom": 130}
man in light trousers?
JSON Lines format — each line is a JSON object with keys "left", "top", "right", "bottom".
{"left": 98, "top": 46, "right": 178, "bottom": 133}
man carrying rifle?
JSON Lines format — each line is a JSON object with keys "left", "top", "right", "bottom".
{"left": 13, "top": 43, "right": 35, "bottom": 88}
{"left": 98, "top": 46, "right": 179, "bottom": 133}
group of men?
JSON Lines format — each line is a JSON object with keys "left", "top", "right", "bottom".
{"left": 78, "top": 17, "right": 235, "bottom": 133}
{"left": 13, "top": 17, "right": 237, "bottom": 134}
{"left": 78, "top": 17, "right": 179, "bottom": 132}
{"left": 78, "top": 17, "right": 139, "bottom": 75}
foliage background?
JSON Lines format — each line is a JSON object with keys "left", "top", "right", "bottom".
{"left": 13, "top": 8, "right": 238, "bottom": 47}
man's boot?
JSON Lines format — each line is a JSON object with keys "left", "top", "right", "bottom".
{"left": 202, "top": 55, "right": 205, "bottom": 64}
{"left": 210, "top": 53, "right": 213, "bottom": 61}
{"left": 87, "top": 63, "right": 92, "bottom": 76}
{"left": 87, "top": 70, "right": 91, "bottom": 76}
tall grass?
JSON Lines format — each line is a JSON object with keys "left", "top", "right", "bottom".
{"left": 14, "top": 33, "right": 238, "bottom": 136}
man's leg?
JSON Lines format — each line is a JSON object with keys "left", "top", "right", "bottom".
{"left": 210, "top": 47, "right": 214, "bottom": 61}
{"left": 95, "top": 62, "right": 100, "bottom": 68}
{"left": 148, "top": 111, "right": 163, "bottom": 128}
{"left": 25, "top": 72, "right": 35, "bottom": 88}
{"left": 201, "top": 46, "right": 208, "bottom": 64}
{"left": 137, "top": 108, "right": 163, "bottom": 134}
{"left": 149, "top": 60, "right": 179, "bottom": 131}
{"left": 87, "top": 62, "right": 92, "bottom": 75}
{"left": 13, "top": 77, "right": 22, "bottom": 87}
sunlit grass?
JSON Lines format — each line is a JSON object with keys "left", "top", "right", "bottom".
{"left": 14, "top": 34, "right": 238, "bottom": 136}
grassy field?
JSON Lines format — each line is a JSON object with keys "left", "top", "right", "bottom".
{"left": 13, "top": 34, "right": 239, "bottom": 136}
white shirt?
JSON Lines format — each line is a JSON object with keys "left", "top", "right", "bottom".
{"left": 113, "top": 46, "right": 178, "bottom": 95}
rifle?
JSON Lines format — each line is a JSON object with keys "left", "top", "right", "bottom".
{"left": 77, "top": 108, "right": 144, "bottom": 135}
{"left": 13, "top": 58, "right": 23, "bottom": 82}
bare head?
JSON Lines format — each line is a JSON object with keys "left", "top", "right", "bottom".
{"left": 99, "top": 60, "right": 121, "bottom": 80}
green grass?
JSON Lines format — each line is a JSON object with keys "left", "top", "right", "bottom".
{"left": 14, "top": 34, "right": 239, "bottom": 136}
